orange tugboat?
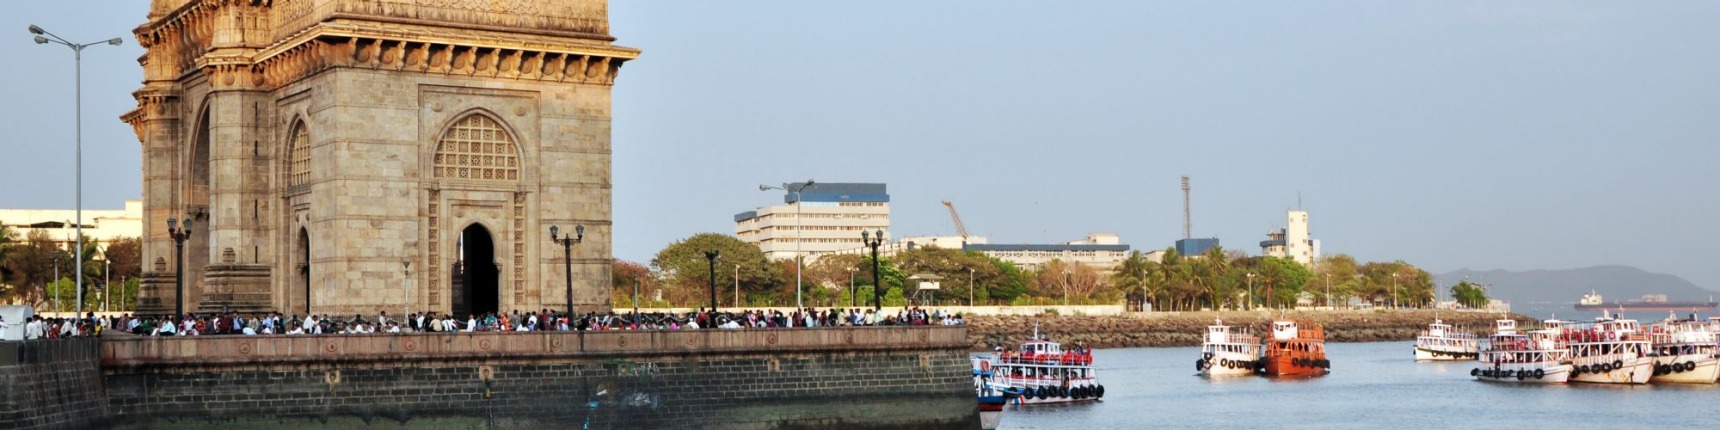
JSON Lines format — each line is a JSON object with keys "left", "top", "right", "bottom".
{"left": 1261, "top": 319, "right": 1330, "bottom": 376}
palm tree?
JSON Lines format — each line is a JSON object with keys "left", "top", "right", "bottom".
{"left": 1113, "top": 251, "right": 1151, "bottom": 311}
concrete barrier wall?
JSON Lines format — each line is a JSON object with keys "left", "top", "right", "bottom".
{"left": 0, "top": 338, "right": 106, "bottom": 430}
{"left": 100, "top": 327, "right": 977, "bottom": 430}
{"left": 623, "top": 305, "right": 1128, "bottom": 316}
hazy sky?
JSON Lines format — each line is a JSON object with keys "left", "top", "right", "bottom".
{"left": 3, "top": 2, "right": 1717, "bottom": 290}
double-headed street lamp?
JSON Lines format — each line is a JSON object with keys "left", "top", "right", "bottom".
{"left": 166, "top": 217, "right": 192, "bottom": 317}
{"left": 759, "top": 179, "right": 814, "bottom": 310}
{"left": 704, "top": 250, "right": 720, "bottom": 313}
{"left": 861, "top": 229, "right": 884, "bottom": 310}
{"left": 1246, "top": 272, "right": 1255, "bottom": 310}
{"left": 31, "top": 25, "right": 124, "bottom": 315}
{"left": 549, "top": 225, "right": 584, "bottom": 315}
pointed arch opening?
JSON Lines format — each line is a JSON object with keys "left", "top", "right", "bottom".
{"left": 453, "top": 224, "right": 499, "bottom": 318}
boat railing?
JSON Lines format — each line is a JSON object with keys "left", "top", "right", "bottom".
{"left": 997, "top": 350, "right": 1094, "bottom": 366}
{"left": 1420, "top": 329, "right": 1477, "bottom": 340}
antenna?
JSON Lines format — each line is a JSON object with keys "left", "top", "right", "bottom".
{"left": 1181, "top": 175, "right": 1191, "bottom": 239}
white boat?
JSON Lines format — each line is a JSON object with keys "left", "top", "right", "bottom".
{"left": 972, "top": 366, "right": 1012, "bottom": 430}
{"left": 975, "top": 325, "right": 1104, "bottom": 405}
{"left": 1556, "top": 313, "right": 1653, "bottom": 384}
{"left": 1474, "top": 319, "right": 1571, "bottom": 384}
{"left": 1414, "top": 318, "right": 1480, "bottom": 361}
{"left": 1646, "top": 315, "right": 1720, "bottom": 384}
{"left": 1197, "top": 318, "right": 1263, "bottom": 376}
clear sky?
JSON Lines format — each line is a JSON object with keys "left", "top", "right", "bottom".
{"left": 3, "top": 2, "right": 1717, "bottom": 290}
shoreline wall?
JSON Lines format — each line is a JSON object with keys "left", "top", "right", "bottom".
{"left": 0, "top": 338, "right": 106, "bottom": 430}
{"left": 967, "top": 310, "right": 1536, "bottom": 350}
{"left": 2, "top": 327, "right": 976, "bottom": 430}
{"left": 99, "top": 327, "right": 976, "bottom": 430}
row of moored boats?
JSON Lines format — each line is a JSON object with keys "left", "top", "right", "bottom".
{"left": 1418, "top": 312, "right": 1720, "bottom": 384}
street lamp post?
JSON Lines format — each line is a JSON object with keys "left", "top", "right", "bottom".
{"left": 967, "top": 267, "right": 976, "bottom": 307}
{"left": 704, "top": 250, "right": 720, "bottom": 313}
{"left": 1246, "top": 272, "right": 1255, "bottom": 310}
{"left": 760, "top": 179, "right": 814, "bottom": 310}
{"left": 549, "top": 225, "right": 584, "bottom": 315}
{"left": 1391, "top": 273, "right": 1400, "bottom": 309}
{"left": 30, "top": 25, "right": 124, "bottom": 315}
{"left": 733, "top": 264, "right": 740, "bottom": 307}
{"left": 1062, "top": 270, "right": 1070, "bottom": 306}
{"left": 861, "top": 229, "right": 884, "bottom": 310}
{"left": 846, "top": 267, "right": 856, "bottom": 307}
{"left": 402, "top": 261, "right": 411, "bottom": 325}
{"left": 52, "top": 251, "right": 62, "bottom": 314}
{"left": 1324, "top": 274, "right": 1331, "bottom": 310}
{"left": 103, "top": 258, "right": 111, "bottom": 313}
{"left": 166, "top": 217, "right": 192, "bottom": 317}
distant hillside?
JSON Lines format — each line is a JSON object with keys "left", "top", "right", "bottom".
{"left": 1439, "top": 266, "right": 1718, "bottom": 317}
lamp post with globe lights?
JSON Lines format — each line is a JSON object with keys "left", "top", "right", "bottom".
{"left": 549, "top": 225, "right": 584, "bottom": 315}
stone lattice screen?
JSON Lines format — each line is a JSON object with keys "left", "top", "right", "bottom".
{"left": 433, "top": 114, "right": 519, "bottom": 181}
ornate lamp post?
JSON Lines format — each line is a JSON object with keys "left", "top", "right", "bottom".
{"left": 30, "top": 25, "right": 123, "bottom": 314}
{"left": 704, "top": 250, "right": 720, "bottom": 313}
{"left": 166, "top": 217, "right": 192, "bottom": 317}
{"left": 759, "top": 180, "right": 814, "bottom": 310}
{"left": 861, "top": 229, "right": 884, "bottom": 310}
{"left": 549, "top": 225, "right": 584, "bottom": 315}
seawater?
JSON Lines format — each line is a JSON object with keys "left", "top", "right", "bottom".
{"left": 994, "top": 341, "right": 1720, "bottom": 429}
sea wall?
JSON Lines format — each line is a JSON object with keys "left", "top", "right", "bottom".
{"left": 967, "top": 309, "right": 1536, "bottom": 349}
{"left": 0, "top": 338, "right": 107, "bottom": 430}
{"left": 100, "top": 327, "right": 976, "bottom": 430}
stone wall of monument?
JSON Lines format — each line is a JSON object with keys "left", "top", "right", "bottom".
{"left": 0, "top": 339, "right": 107, "bottom": 430}
{"left": 126, "top": 0, "right": 636, "bottom": 316}
{"left": 101, "top": 327, "right": 977, "bottom": 430}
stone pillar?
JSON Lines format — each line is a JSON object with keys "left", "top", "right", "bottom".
{"left": 198, "top": 87, "right": 274, "bottom": 314}
{"left": 130, "top": 88, "right": 181, "bottom": 316}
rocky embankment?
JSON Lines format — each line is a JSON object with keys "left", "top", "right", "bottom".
{"left": 965, "top": 310, "right": 1535, "bottom": 350}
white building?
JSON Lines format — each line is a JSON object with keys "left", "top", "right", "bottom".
{"left": 1260, "top": 210, "right": 1319, "bottom": 266}
{"left": 966, "top": 232, "right": 1131, "bottom": 272}
{"left": 0, "top": 199, "right": 144, "bottom": 250}
{"left": 734, "top": 183, "right": 890, "bottom": 260}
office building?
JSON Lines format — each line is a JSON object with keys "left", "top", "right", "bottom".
{"left": 735, "top": 183, "right": 890, "bottom": 260}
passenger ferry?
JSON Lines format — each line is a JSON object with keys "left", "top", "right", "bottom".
{"left": 1414, "top": 318, "right": 1480, "bottom": 361}
{"left": 1474, "top": 319, "right": 1571, "bottom": 383}
{"left": 1197, "top": 319, "right": 1263, "bottom": 376}
{"left": 1556, "top": 313, "right": 1653, "bottom": 384}
{"left": 1260, "top": 319, "right": 1329, "bottom": 376}
{"left": 975, "top": 326, "right": 1105, "bottom": 405}
{"left": 1646, "top": 315, "right": 1720, "bottom": 384}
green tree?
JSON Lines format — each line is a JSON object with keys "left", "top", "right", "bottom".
{"left": 1314, "top": 254, "right": 1360, "bottom": 307}
{"left": 650, "top": 233, "right": 780, "bottom": 308}
{"left": 0, "top": 222, "right": 15, "bottom": 287}
{"left": 1450, "top": 280, "right": 1489, "bottom": 309}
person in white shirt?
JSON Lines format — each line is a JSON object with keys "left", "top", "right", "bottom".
{"left": 387, "top": 323, "right": 401, "bottom": 334}
{"left": 465, "top": 316, "right": 477, "bottom": 332}
{"left": 286, "top": 325, "right": 304, "bottom": 335}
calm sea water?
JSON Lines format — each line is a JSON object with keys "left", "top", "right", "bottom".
{"left": 994, "top": 341, "right": 1720, "bottom": 429}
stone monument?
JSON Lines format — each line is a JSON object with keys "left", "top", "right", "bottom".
{"left": 122, "top": 0, "right": 637, "bottom": 317}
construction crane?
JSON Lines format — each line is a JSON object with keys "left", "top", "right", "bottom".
{"left": 941, "top": 200, "right": 969, "bottom": 242}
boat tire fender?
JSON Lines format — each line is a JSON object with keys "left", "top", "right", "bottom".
{"left": 1196, "top": 359, "right": 1205, "bottom": 371}
{"left": 1685, "top": 361, "right": 1696, "bottom": 372}
{"left": 1471, "top": 368, "right": 1480, "bottom": 377}
{"left": 1613, "top": 360, "right": 1623, "bottom": 370}
{"left": 1096, "top": 385, "right": 1105, "bottom": 398}
{"left": 1534, "top": 368, "right": 1545, "bottom": 379}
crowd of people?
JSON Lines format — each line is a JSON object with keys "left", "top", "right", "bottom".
{"left": 4, "top": 306, "right": 966, "bottom": 339}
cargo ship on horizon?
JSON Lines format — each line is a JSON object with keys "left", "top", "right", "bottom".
{"left": 1574, "top": 290, "right": 1716, "bottom": 313}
